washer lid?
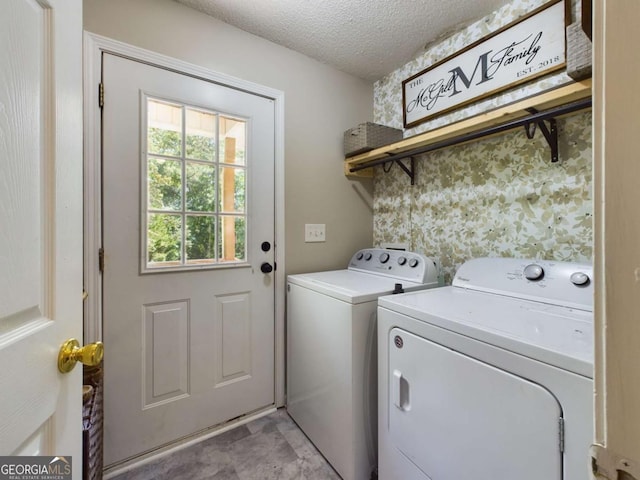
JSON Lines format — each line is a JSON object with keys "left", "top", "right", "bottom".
{"left": 379, "top": 287, "right": 593, "bottom": 377}
{"left": 288, "top": 269, "right": 437, "bottom": 304}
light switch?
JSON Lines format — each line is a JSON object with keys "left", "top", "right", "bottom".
{"left": 305, "top": 224, "right": 326, "bottom": 242}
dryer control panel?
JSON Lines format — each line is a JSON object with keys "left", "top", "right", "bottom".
{"left": 452, "top": 257, "right": 593, "bottom": 311}
{"left": 348, "top": 248, "right": 440, "bottom": 285}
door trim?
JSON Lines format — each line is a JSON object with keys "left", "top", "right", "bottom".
{"left": 83, "top": 32, "right": 286, "bottom": 406}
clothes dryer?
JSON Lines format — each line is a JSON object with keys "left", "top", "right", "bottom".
{"left": 378, "top": 257, "right": 593, "bottom": 480}
{"left": 287, "top": 249, "right": 440, "bottom": 480}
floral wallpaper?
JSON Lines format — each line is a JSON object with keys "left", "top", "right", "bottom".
{"left": 372, "top": 0, "right": 592, "bottom": 284}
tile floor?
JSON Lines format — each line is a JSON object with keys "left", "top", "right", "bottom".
{"left": 111, "top": 409, "right": 342, "bottom": 480}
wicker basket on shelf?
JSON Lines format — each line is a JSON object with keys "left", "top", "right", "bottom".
{"left": 343, "top": 122, "right": 403, "bottom": 157}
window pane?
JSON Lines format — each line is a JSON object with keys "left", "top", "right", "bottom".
{"left": 186, "top": 108, "right": 216, "bottom": 161}
{"left": 147, "top": 214, "right": 182, "bottom": 266}
{"left": 147, "top": 100, "right": 182, "bottom": 157}
{"left": 219, "top": 116, "right": 246, "bottom": 165}
{"left": 148, "top": 158, "right": 182, "bottom": 211}
{"left": 186, "top": 215, "right": 216, "bottom": 263}
{"left": 219, "top": 216, "right": 246, "bottom": 262}
{"left": 143, "top": 99, "right": 251, "bottom": 272}
{"left": 219, "top": 167, "right": 245, "bottom": 213}
{"left": 186, "top": 162, "right": 216, "bottom": 212}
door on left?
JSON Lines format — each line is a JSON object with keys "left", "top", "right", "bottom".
{"left": 0, "top": 0, "right": 84, "bottom": 471}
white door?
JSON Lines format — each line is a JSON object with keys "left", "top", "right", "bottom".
{"left": 388, "top": 328, "right": 562, "bottom": 480}
{"left": 0, "top": 0, "right": 83, "bottom": 468}
{"left": 102, "top": 53, "right": 276, "bottom": 465}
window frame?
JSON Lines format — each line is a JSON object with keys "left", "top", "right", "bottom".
{"left": 139, "top": 93, "right": 250, "bottom": 274}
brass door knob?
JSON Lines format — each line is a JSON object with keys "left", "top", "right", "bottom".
{"left": 57, "top": 339, "right": 104, "bottom": 374}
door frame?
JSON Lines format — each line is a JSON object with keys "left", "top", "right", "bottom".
{"left": 83, "top": 32, "right": 286, "bottom": 407}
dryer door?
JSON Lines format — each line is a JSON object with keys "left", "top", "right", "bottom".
{"left": 388, "top": 328, "right": 562, "bottom": 480}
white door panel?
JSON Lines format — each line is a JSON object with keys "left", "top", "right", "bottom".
{"left": 388, "top": 328, "right": 562, "bottom": 480}
{"left": 102, "top": 54, "right": 275, "bottom": 465}
{"left": 0, "top": 0, "right": 82, "bottom": 469}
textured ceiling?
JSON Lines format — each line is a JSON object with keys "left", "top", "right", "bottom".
{"left": 176, "top": 0, "right": 510, "bottom": 82}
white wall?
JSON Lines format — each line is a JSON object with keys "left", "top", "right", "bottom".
{"left": 83, "top": 0, "right": 374, "bottom": 275}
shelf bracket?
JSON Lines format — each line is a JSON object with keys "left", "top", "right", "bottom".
{"left": 525, "top": 108, "right": 559, "bottom": 163}
{"left": 394, "top": 157, "right": 415, "bottom": 185}
{"left": 382, "top": 155, "right": 415, "bottom": 184}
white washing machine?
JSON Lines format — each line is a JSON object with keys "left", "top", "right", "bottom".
{"left": 377, "top": 257, "right": 593, "bottom": 480}
{"left": 287, "top": 248, "right": 440, "bottom": 480}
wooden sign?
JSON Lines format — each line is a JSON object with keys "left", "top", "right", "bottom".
{"left": 403, "top": 0, "right": 567, "bottom": 128}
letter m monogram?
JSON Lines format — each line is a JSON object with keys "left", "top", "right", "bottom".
{"left": 448, "top": 51, "right": 492, "bottom": 96}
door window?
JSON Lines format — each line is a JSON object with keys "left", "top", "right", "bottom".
{"left": 143, "top": 97, "right": 247, "bottom": 271}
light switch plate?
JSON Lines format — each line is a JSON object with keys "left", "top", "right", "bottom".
{"left": 305, "top": 224, "right": 326, "bottom": 242}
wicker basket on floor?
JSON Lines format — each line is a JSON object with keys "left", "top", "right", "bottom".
{"left": 83, "top": 363, "right": 103, "bottom": 480}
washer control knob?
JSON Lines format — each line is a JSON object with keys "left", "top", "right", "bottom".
{"left": 356, "top": 252, "right": 364, "bottom": 261}
{"left": 397, "top": 256, "right": 407, "bottom": 266}
{"left": 408, "top": 258, "right": 419, "bottom": 268}
{"left": 570, "top": 272, "right": 590, "bottom": 286}
{"left": 379, "top": 252, "right": 390, "bottom": 264}
{"left": 523, "top": 264, "right": 544, "bottom": 281}
{"left": 364, "top": 252, "right": 372, "bottom": 261}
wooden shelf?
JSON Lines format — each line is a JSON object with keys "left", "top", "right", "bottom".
{"left": 344, "top": 79, "right": 592, "bottom": 178}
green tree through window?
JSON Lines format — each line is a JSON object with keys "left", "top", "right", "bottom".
{"left": 146, "top": 101, "right": 246, "bottom": 268}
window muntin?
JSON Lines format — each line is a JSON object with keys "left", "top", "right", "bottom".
{"left": 144, "top": 98, "right": 248, "bottom": 271}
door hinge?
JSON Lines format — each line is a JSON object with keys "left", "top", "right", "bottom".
{"left": 558, "top": 417, "right": 565, "bottom": 453}
{"left": 98, "top": 247, "right": 105, "bottom": 273}
{"left": 98, "top": 83, "right": 104, "bottom": 108}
